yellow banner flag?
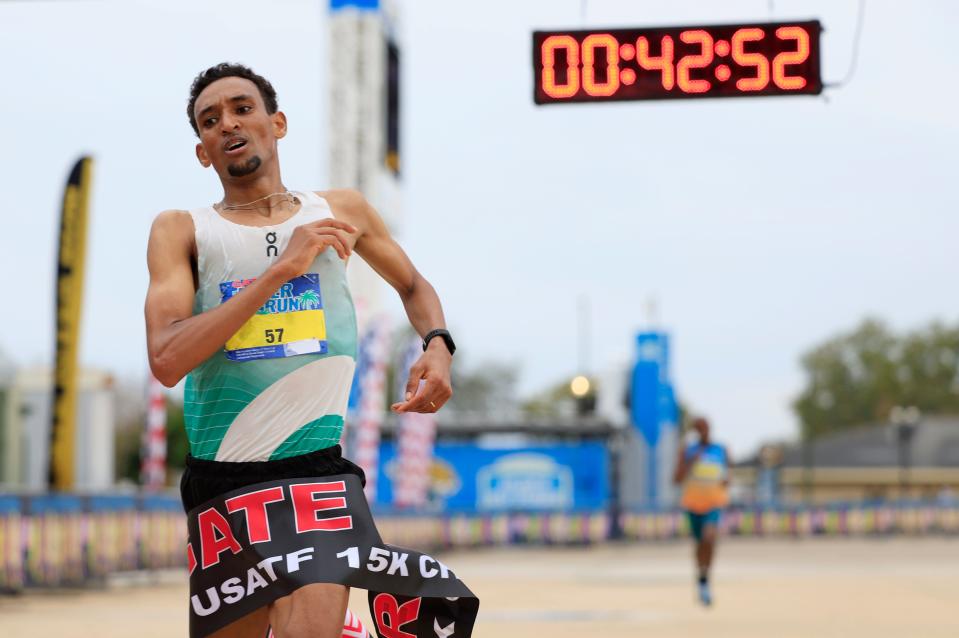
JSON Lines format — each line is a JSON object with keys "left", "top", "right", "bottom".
{"left": 50, "top": 157, "right": 93, "bottom": 490}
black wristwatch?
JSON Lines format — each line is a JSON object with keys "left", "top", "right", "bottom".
{"left": 423, "top": 329, "right": 456, "bottom": 356}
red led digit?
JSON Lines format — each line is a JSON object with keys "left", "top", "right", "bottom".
{"left": 676, "top": 30, "right": 714, "bottom": 94}
{"left": 582, "top": 33, "right": 621, "bottom": 97}
{"left": 541, "top": 35, "right": 581, "bottom": 99}
{"left": 636, "top": 35, "right": 675, "bottom": 90}
{"left": 773, "top": 26, "right": 810, "bottom": 90}
{"left": 731, "top": 27, "right": 770, "bottom": 91}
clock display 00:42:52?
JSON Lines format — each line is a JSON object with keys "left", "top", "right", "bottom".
{"left": 532, "top": 20, "right": 823, "bottom": 104}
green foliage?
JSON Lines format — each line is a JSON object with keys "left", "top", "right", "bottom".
{"left": 388, "top": 324, "right": 520, "bottom": 416}
{"left": 114, "top": 397, "right": 189, "bottom": 485}
{"left": 794, "top": 318, "right": 959, "bottom": 439}
{"left": 448, "top": 361, "right": 518, "bottom": 414}
{"left": 520, "top": 377, "right": 599, "bottom": 418}
{"left": 166, "top": 400, "right": 188, "bottom": 471}
{"left": 114, "top": 422, "right": 142, "bottom": 483}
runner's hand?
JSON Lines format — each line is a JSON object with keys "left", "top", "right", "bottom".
{"left": 273, "top": 219, "right": 357, "bottom": 278}
{"left": 391, "top": 345, "right": 453, "bottom": 414}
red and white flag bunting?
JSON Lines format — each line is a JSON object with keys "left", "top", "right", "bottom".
{"left": 141, "top": 374, "right": 167, "bottom": 491}
{"left": 353, "top": 318, "right": 391, "bottom": 501}
{"left": 394, "top": 337, "right": 437, "bottom": 508}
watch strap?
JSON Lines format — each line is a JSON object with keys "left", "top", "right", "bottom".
{"left": 423, "top": 329, "right": 455, "bottom": 355}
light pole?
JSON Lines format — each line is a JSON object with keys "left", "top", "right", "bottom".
{"left": 889, "top": 406, "right": 920, "bottom": 502}
{"left": 570, "top": 375, "right": 595, "bottom": 416}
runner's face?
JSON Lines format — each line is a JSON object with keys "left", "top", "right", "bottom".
{"left": 193, "top": 77, "right": 285, "bottom": 178}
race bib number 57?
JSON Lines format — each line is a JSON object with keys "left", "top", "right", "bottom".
{"left": 220, "top": 274, "right": 328, "bottom": 361}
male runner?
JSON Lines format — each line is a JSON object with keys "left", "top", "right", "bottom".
{"left": 145, "top": 63, "right": 456, "bottom": 638}
{"left": 673, "top": 417, "right": 731, "bottom": 607}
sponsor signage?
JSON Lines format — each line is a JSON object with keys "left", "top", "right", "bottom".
{"left": 376, "top": 443, "right": 609, "bottom": 512}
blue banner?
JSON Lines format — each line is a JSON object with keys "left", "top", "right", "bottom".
{"left": 375, "top": 443, "right": 609, "bottom": 513}
{"left": 330, "top": 0, "right": 379, "bottom": 10}
{"left": 630, "top": 331, "right": 679, "bottom": 505}
{"left": 631, "top": 331, "right": 673, "bottom": 447}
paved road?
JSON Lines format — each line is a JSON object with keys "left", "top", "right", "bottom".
{"left": 2, "top": 539, "right": 957, "bottom": 637}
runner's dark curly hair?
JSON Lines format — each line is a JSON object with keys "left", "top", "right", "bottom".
{"left": 187, "top": 63, "right": 278, "bottom": 136}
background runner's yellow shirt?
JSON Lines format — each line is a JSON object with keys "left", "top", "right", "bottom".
{"left": 680, "top": 443, "right": 730, "bottom": 513}
{"left": 184, "top": 191, "right": 357, "bottom": 462}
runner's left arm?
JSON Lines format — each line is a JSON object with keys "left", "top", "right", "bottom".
{"left": 322, "top": 189, "right": 452, "bottom": 414}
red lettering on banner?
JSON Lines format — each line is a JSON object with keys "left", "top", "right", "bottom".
{"left": 198, "top": 507, "right": 243, "bottom": 569}
{"left": 290, "top": 481, "right": 353, "bottom": 533}
{"left": 187, "top": 542, "right": 197, "bottom": 575}
{"left": 225, "top": 486, "right": 285, "bottom": 544}
{"left": 373, "top": 594, "right": 421, "bottom": 638}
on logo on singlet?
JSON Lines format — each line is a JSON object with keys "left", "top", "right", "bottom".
{"left": 265, "top": 231, "right": 278, "bottom": 257}
{"left": 219, "top": 273, "right": 328, "bottom": 361}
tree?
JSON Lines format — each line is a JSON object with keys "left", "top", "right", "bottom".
{"left": 520, "top": 379, "right": 577, "bottom": 419}
{"left": 383, "top": 325, "right": 521, "bottom": 419}
{"left": 114, "top": 395, "right": 188, "bottom": 485}
{"left": 520, "top": 375, "right": 605, "bottom": 419}
{"left": 165, "top": 400, "right": 188, "bottom": 471}
{"left": 793, "top": 318, "right": 959, "bottom": 439}
{"left": 446, "top": 360, "right": 519, "bottom": 419}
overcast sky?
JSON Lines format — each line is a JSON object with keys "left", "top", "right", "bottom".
{"left": 2, "top": 0, "right": 956, "bottom": 454}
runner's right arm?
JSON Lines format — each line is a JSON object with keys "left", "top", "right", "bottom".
{"left": 144, "top": 211, "right": 356, "bottom": 387}
{"left": 674, "top": 445, "right": 703, "bottom": 485}
{"left": 673, "top": 446, "right": 688, "bottom": 485}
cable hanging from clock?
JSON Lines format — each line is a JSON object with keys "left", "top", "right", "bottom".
{"left": 824, "top": 0, "right": 866, "bottom": 89}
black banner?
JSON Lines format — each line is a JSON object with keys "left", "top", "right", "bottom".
{"left": 186, "top": 474, "right": 478, "bottom": 637}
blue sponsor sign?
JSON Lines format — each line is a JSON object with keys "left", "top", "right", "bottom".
{"left": 631, "top": 331, "right": 673, "bottom": 447}
{"left": 375, "top": 443, "right": 609, "bottom": 513}
{"left": 631, "top": 331, "right": 679, "bottom": 504}
{"left": 330, "top": 0, "right": 379, "bottom": 10}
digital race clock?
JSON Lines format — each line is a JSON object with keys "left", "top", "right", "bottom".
{"left": 532, "top": 20, "right": 822, "bottom": 104}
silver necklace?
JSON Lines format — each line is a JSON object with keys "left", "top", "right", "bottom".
{"left": 220, "top": 191, "right": 297, "bottom": 211}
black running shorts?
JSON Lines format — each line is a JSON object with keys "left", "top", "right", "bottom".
{"left": 179, "top": 444, "right": 366, "bottom": 513}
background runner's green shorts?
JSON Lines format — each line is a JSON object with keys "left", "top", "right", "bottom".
{"left": 686, "top": 509, "right": 722, "bottom": 541}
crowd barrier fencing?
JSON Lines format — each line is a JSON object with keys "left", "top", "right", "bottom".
{"left": 2, "top": 494, "right": 957, "bottom": 593}
{"left": 620, "top": 502, "right": 959, "bottom": 540}
{"left": 374, "top": 503, "right": 959, "bottom": 546}
{"left": 0, "top": 493, "right": 186, "bottom": 592}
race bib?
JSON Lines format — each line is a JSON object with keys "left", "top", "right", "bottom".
{"left": 220, "top": 274, "right": 328, "bottom": 361}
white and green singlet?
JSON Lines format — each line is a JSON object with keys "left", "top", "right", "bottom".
{"left": 183, "top": 191, "right": 357, "bottom": 462}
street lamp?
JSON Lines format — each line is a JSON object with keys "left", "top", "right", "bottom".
{"left": 569, "top": 375, "right": 595, "bottom": 416}
{"left": 570, "top": 375, "right": 590, "bottom": 397}
{"left": 889, "top": 405, "right": 921, "bottom": 502}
